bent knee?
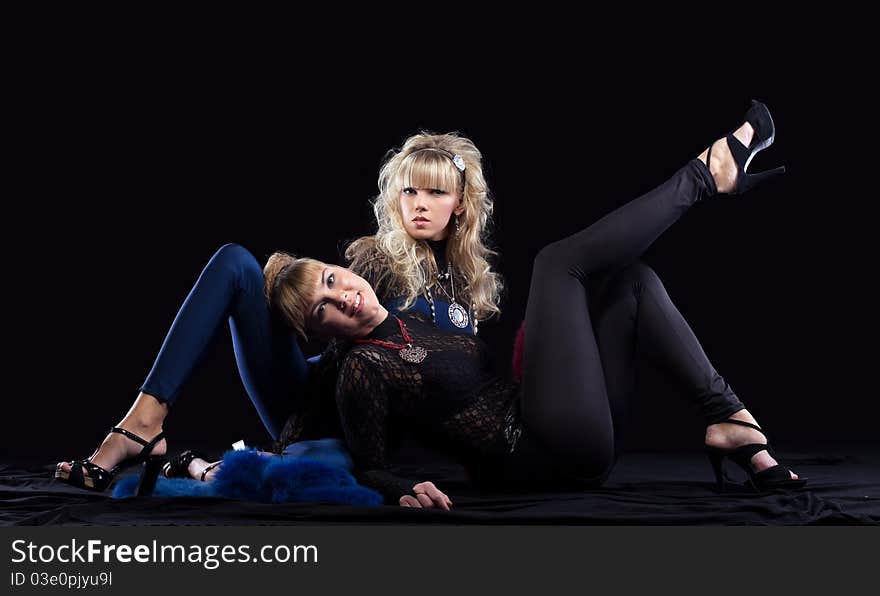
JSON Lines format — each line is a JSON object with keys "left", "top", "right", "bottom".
{"left": 534, "top": 240, "right": 565, "bottom": 268}
{"left": 533, "top": 240, "right": 582, "bottom": 279}
{"left": 213, "top": 242, "right": 253, "bottom": 262}
{"left": 212, "top": 243, "right": 258, "bottom": 267}
{"left": 209, "top": 243, "right": 262, "bottom": 279}
{"left": 618, "top": 261, "right": 658, "bottom": 284}
{"left": 609, "top": 261, "right": 665, "bottom": 296}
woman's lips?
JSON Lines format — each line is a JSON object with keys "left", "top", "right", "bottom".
{"left": 355, "top": 293, "right": 364, "bottom": 315}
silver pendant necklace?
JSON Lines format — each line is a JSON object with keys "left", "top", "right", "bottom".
{"left": 422, "top": 262, "right": 479, "bottom": 335}
{"left": 436, "top": 264, "right": 469, "bottom": 329}
{"left": 399, "top": 344, "right": 428, "bottom": 364}
{"left": 354, "top": 316, "right": 427, "bottom": 364}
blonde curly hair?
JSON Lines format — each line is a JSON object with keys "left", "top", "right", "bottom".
{"left": 346, "top": 131, "right": 503, "bottom": 323}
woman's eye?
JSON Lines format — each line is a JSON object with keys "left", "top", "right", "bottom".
{"left": 432, "top": 188, "right": 446, "bottom": 195}
{"left": 402, "top": 187, "right": 415, "bottom": 195}
{"left": 317, "top": 303, "right": 326, "bottom": 317}
{"left": 327, "top": 273, "right": 335, "bottom": 287}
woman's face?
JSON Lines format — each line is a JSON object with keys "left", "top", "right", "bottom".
{"left": 305, "top": 265, "right": 384, "bottom": 340}
{"left": 399, "top": 186, "right": 464, "bottom": 241}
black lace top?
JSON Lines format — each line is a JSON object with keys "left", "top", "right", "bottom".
{"left": 274, "top": 239, "right": 505, "bottom": 501}
{"left": 335, "top": 309, "right": 522, "bottom": 503}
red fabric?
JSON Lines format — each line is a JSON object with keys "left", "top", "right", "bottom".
{"left": 512, "top": 320, "right": 525, "bottom": 383}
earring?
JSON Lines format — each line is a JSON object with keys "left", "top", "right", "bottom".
{"left": 454, "top": 215, "right": 461, "bottom": 235}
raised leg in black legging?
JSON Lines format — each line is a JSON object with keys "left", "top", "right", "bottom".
{"left": 520, "top": 159, "right": 743, "bottom": 481}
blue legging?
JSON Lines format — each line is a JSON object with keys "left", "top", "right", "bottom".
{"left": 139, "top": 243, "right": 474, "bottom": 448}
{"left": 140, "top": 243, "right": 309, "bottom": 440}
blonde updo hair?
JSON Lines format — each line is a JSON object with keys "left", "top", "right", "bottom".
{"left": 346, "top": 131, "right": 503, "bottom": 321}
{"left": 264, "top": 251, "right": 325, "bottom": 340}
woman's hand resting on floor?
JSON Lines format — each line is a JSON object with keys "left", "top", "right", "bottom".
{"left": 400, "top": 481, "right": 453, "bottom": 510}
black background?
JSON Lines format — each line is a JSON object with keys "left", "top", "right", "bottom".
{"left": 7, "top": 32, "right": 877, "bottom": 462}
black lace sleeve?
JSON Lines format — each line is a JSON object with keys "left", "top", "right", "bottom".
{"left": 335, "top": 350, "right": 416, "bottom": 504}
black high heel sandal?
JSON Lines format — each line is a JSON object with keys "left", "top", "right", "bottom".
{"left": 162, "top": 449, "right": 213, "bottom": 480}
{"left": 55, "top": 427, "right": 166, "bottom": 492}
{"left": 707, "top": 99, "right": 787, "bottom": 195}
{"left": 163, "top": 450, "right": 221, "bottom": 481}
{"left": 706, "top": 418, "right": 807, "bottom": 493}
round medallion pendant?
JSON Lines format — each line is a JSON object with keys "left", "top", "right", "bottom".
{"left": 448, "top": 301, "right": 469, "bottom": 328}
{"left": 399, "top": 345, "right": 427, "bottom": 363}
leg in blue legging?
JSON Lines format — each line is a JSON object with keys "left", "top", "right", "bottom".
{"left": 59, "top": 243, "right": 316, "bottom": 480}
{"left": 140, "top": 243, "right": 306, "bottom": 439}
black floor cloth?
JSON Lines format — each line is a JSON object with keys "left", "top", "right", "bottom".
{"left": 3, "top": 447, "right": 878, "bottom": 525}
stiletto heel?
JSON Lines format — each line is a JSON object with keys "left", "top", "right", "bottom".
{"left": 707, "top": 447, "right": 727, "bottom": 493}
{"left": 136, "top": 455, "right": 166, "bottom": 496}
{"left": 730, "top": 162, "right": 786, "bottom": 194}
{"left": 705, "top": 419, "right": 807, "bottom": 493}
{"left": 707, "top": 99, "right": 787, "bottom": 195}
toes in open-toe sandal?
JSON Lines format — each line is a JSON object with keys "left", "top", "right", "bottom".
{"left": 706, "top": 419, "right": 807, "bottom": 494}
{"left": 55, "top": 427, "right": 165, "bottom": 492}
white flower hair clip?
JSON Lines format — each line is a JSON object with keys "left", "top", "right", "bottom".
{"left": 452, "top": 154, "right": 466, "bottom": 172}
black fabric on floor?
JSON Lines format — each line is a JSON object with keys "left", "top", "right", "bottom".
{"left": 3, "top": 447, "right": 878, "bottom": 525}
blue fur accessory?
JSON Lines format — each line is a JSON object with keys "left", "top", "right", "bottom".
{"left": 112, "top": 448, "right": 382, "bottom": 505}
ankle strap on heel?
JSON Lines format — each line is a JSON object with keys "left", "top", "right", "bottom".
{"left": 718, "top": 417, "right": 773, "bottom": 443}
{"left": 110, "top": 427, "right": 165, "bottom": 456}
{"left": 200, "top": 461, "right": 221, "bottom": 482}
{"left": 719, "top": 418, "right": 764, "bottom": 434}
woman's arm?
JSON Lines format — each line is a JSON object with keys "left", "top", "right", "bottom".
{"left": 336, "top": 352, "right": 449, "bottom": 508}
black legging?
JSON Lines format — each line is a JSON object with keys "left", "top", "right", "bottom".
{"left": 520, "top": 159, "right": 744, "bottom": 483}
